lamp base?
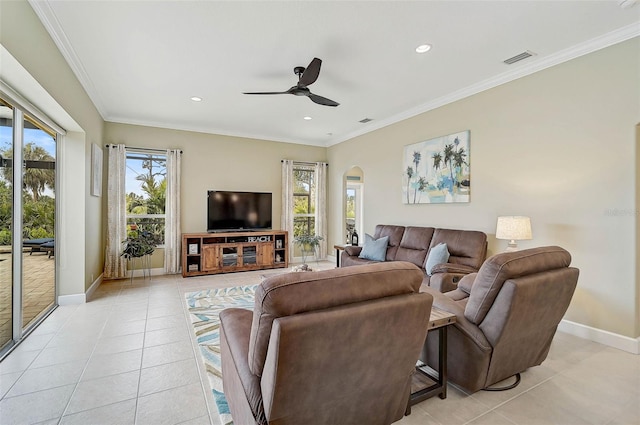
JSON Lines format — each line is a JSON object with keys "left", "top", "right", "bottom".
{"left": 504, "top": 240, "right": 519, "bottom": 252}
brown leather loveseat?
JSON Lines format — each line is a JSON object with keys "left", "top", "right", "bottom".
{"left": 341, "top": 224, "right": 487, "bottom": 292}
{"left": 219, "top": 262, "right": 433, "bottom": 425}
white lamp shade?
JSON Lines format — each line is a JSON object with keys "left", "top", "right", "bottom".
{"left": 496, "top": 216, "right": 532, "bottom": 241}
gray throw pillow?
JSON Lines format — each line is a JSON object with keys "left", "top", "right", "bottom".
{"left": 425, "top": 243, "right": 450, "bottom": 276}
{"left": 358, "top": 234, "right": 389, "bottom": 262}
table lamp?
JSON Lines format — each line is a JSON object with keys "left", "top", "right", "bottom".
{"left": 496, "top": 216, "right": 532, "bottom": 252}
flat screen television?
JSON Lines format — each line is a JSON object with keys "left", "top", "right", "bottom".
{"left": 207, "top": 191, "right": 272, "bottom": 232}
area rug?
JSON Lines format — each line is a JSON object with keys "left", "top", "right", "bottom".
{"left": 185, "top": 284, "right": 257, "bottom": 425}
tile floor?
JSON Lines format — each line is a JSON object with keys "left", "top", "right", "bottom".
{"left": 0, "top": 262, "right": 638, "bottom": 425}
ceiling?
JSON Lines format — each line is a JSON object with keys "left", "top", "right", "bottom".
{"left": 29, "top": 1, "right": 640, "bottom": 147}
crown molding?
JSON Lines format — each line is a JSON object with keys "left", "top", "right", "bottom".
{"left": 28, "top": 0, "right": 107, "bottom": 119}
{"left": 105, "top": 116, "right": 327, "bottom": 148}
{"left": 327, "top": 23, "right": 640, "bottom": 147}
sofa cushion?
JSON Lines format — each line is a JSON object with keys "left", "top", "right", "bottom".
{"left": 248, "top": 261, "right": 424, "bottom": 377}
{"left": 425, "top": 243, "right": 450, "bottom": 276}
{"left": 395, "top": 226, "right": 435, "bottom": 267}
{"left": 429, "top": 228, "right": 487, "bottom": 270}
{"left": 359, "top": 234, "right": 389, "bottom": 262}
{"left": 464, "top": 246, "right": 571, "bottom": 325}
{"left": 373, "top": 225, "right": 405, "bottom": 261}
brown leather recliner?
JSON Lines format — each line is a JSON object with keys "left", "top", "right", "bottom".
{"left": 420, "top": 246, "right": 579, "bottom": 393}
{"left": 220, "top": 262, "right": 433, "bottom": 425}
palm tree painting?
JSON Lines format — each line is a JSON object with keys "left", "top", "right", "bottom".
{"left": 402, "top": 130, "right": 470, "bottom": 204}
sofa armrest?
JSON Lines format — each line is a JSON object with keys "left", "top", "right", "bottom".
{"left": 431, "top": 263, "right": 478, "bottom": 275}
{"left": 429, "top": 263, "right": 479, "bottom": 293}
{"left": 429, "top": 272, "right": 466, "bottom": 293}
{"left": 344, "top": 245, "right": 362, "bottom": 256}
{"left": 420, "top": 287, "right": 491, "bottom": 351}
{"left": 220, "top": 308, "right": 266, "bottom": 425}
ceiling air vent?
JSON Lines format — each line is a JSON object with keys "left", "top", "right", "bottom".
{"left": 359, "top": 118, "right": 373, "bottom": 123}
{"left": 503, "top": 51, "right": 536, "bottom": 65}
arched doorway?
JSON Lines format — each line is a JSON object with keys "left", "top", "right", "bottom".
{"left": 343, "top": 166, "right": 364, "bottom": 244}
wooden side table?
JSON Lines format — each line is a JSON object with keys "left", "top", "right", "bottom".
{"left": 333, "top": 244, "right": 350, "bottom": 267}
{"left": 407, "top": 307, "right": 456, "bottom": 413}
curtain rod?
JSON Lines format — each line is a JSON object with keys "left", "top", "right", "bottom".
{"left": 105, "top": 144, "right": 183, "bottom": 154}
{"left": 282, "top": 160, "right": 328, "bottom": 166}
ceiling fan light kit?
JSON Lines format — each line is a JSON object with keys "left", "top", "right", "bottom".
{"left": 243, "top": 57, "right": 340, "bottom": 107}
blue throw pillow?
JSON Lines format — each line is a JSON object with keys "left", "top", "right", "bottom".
{"left": 425, "top": 243, "right": 450, "bottom": 276}
{"left": 358, "top": 234, "right": 389, "bottom": 262}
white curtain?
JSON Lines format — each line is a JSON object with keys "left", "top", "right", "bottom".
{"left": 315, "top": 162, "right": 328, "bottom": 259}
{"left": 164, "top": 149, "right": 182, "bottom": 273}
{"left": 281, "top": 160, "right": 295, "bottom": 263}
{"left": 104, "top": 144, "right": 127, "bottom": 279}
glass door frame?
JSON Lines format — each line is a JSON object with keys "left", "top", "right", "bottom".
{"left": 0, "top": 94, "right": 60, "bottom": 359}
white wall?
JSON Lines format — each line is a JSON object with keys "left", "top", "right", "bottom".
{"left": 0, "top": 1, "right": 104, "bottom": 295}
{"left": 327, "top": 38, "right": 640, "bottom": 338}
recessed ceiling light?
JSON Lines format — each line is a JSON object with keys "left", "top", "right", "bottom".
{"left": 303, "top": 116, "right": 312, "bottom": 120}
{"left": 415, "top": 44, "right": 432, "bottom": 53}
{"left": 190, "top": 96, "right": 202, "bottom": 102}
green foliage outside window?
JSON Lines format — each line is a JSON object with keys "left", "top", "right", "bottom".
{"left": 126, "top": 153, "right": 166, "bottom": 246}
{"left": 0, "top": 143, "right": 56, "bottom": 244}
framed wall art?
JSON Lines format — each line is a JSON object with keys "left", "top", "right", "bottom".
{"left": 402, "top": 130, "right": 470, "bottom": 204}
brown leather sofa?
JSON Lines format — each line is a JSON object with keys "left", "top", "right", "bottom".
{"left": 219, "top": 262, "right": 433, "bottom": 425}
{"left": 341, "top": 224, "right": 487, "bottom": 292}
{"left": 420, "top": 246, "right": 579, "bottom": 393}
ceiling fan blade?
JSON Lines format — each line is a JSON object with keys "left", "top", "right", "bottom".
{"left": 243, "top": 91, "right": 289, "bottom": 95}
{"left": 308, "top": 93, "right": 339, "bottom": 107}
{"left": 298, "top": 58, "right": 322, "bottom": 87}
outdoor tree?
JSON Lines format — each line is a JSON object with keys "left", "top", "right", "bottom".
{"left": 0, "top": 143, "right": 55, "bottom": 202}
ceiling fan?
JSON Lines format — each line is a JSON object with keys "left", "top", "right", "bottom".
{"left": 243, "top": 58, "right": 340, "bottom": 107}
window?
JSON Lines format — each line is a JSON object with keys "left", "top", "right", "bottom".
{"left": 125, "top": 151, "right": 166, "bottom": 247}
{"left": 293, "top": 166, "right": 316, "bottom": 238}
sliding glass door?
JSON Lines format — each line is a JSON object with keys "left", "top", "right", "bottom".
{"left": 0, "top": 100, "right": 14, "bottom": 350}
{"left": 0, "top": 96, "right": 57, "bottom": 357}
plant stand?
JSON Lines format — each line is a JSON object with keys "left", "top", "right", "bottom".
{"left": 127, "top": 255, "right": 152, "bottom": 283}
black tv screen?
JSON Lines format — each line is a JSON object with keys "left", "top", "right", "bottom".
{"left": 207, "top": 191, "right": 272, "bottom": 232}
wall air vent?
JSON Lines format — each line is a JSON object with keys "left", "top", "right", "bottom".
{"left": 359, "top": 118, "right": 373, "bottom": 123}
{"left": 503, "top": 51, "right": 536, "bottom": 65}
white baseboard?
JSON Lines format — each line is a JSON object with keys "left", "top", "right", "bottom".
{"left": 127, "top": 267, "right": 165, "bottom": 278}
{"left": 558, "top": 319, "right": 640, "bottom": 354}
{"left": 57, "top": 273, "right": 104, "bottom": 305}
{"left": 85, "top": 273, "right": 103, "bottom": 302}
{"left": 57, "top": 293, "right": 86, "bottom": 305}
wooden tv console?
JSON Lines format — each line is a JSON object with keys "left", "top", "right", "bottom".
{"left": 181, "top": 230, "right": 288, "bottom": 278}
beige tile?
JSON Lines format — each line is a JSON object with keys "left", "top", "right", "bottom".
{"left": 81, "top": 349, "right": 142, "bottom": 381}
{"left": 136, "top": 382, "right": 208, "bottom": 425}
{"left": 66, "top": 370, "right": 139, "bottom": 414}
{"left": 144, "top": 325, "right": 190, "bottom": 347}
{"left": 0, "top": 371, "right": 21, "bottom": 398}
{"left": 413, "top": 385, "right": 491, "bottom": 425}
{"left": 94, "top": 332, "right": 144, "bottom": 355}
{"left": 466, "top": 410, "right": 518, "bottom": 425}
{"left": 142, "top": 340, "right": 194, "bottom": 368}
{"left": 146, "top": 314, "right": 188, "bottom": 332}
{"left": 139, "top": 358, "right": 201, "bottom": 396}
{"left": 397, "top": 407, "right": 443, "bottom": 425}
{"left": 60, "top": 398, "right": 136, "bottom": 425}
{"left": 7, "top": 360, "right": 84, "bottom": 397}
{"left": 0, "top": 384, "right": 75, "bottom": 425}
{"left": 0, "top": 349, "right": 39, "bottom": 374}
{"left": 495, "top": 374, "right": 622, "bottom": 425}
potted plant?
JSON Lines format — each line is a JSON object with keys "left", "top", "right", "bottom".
{"left": 122, "top": 224, "right": 156, "bottom": 280}
{"left": 293, "top": 233, "right": 324, "bottom": 271}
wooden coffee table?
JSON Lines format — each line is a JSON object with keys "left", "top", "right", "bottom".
{"left": 407, "top": 307, "right": 456, "bottom": 413}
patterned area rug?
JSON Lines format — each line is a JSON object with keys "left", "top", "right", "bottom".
{"left": 185, "top": 285, "right": 257, "bottom": 425}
